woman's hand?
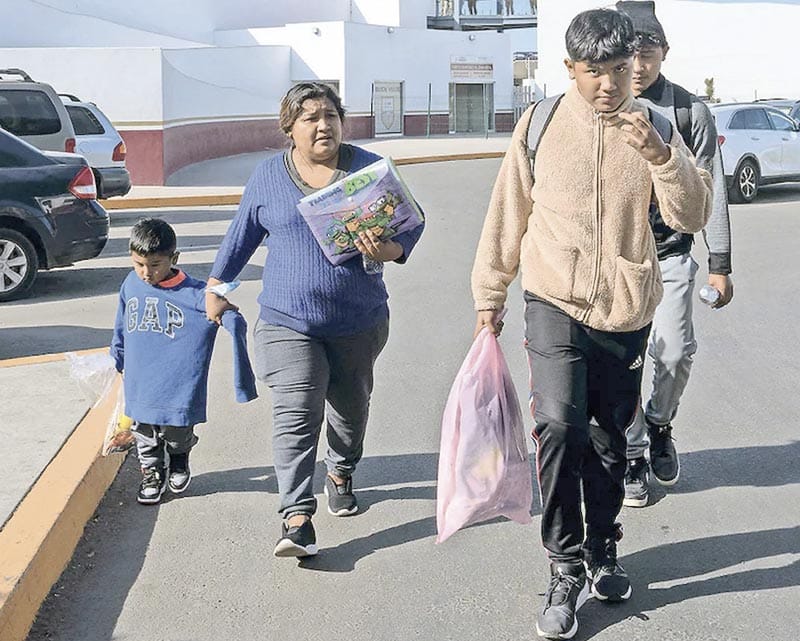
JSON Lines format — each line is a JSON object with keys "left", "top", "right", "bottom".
{"left": 353, "top": 228, "right": 403, "bottom": 263}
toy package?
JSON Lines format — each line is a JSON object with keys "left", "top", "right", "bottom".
{"left": 296, "top": 157, "right": 425, "bottom": 266}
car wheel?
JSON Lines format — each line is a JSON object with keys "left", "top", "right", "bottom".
{"left": 729, "top": 159, "right": 759, "bottom": 203}
{"left": 0, "top": 228, "right": 39, "bottom": 302}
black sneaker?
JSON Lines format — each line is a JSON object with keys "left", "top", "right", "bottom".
{"left": 648, "top": 422, "right": 680, "bottom": 486}
{"left": 324, "top": 474, "right": 358, "bottom": 516}
{"left": 623, "top": 457, "right": 650, "bottom": 508}
{"left": 137, "top": 467, "right": 167, "bottom": 505}
{"left": 273, "top": 518, "right": 318, "bottom": 557}
{"left": 168, "top": 452, "right": 191, "bottom": 494}
{"left": 583, "top": 524, "right": 632, "bottom": 602}
{"left": 535, "top": 562, "right": 589, "bottom": 639}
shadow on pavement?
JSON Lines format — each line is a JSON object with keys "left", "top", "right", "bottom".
{"left": 26, "top": 454, "right": 159, "bottom": 641}
{"left": 4, "top": 263, "right": 263, "bottom": 306}
{"left": 747, "top": 184, "right": 800, "bottom": 205}
{"left": 109, "top": 208, "right": 239, "bottom": 229}
{"left": 101, "top": 234, "right": 230, "bottom": 259}
{"left": 578, "top": 526, "right": 800, "bottom": 639}
{"left": 646, "top": 441, "right": 800, "bottom": 505}
{"left": 0, "top": 325, "right": 112, "bottom": 359}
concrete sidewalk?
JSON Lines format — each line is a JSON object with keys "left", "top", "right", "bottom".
{"left": 100, "top": 133, "right": 511, "bottom": 209}
{"left": 0, "top": 134, "right": 509, "bottom": 641}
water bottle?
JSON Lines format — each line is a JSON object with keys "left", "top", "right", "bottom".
{"left": 698, "top": 284, "right": 720, "bottom": 306}
{"left": 362, "top": 255, "right": 384, "bottom": 275}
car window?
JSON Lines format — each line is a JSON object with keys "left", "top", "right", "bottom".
{"left": 767, "top": 110, "right": 797, "bottom": 131}
{"left": 0, "top": 90, "right": 62, "bottom": 136}
{"left": 0, "top": 130, "right": 48, "bottom": 167}
{"left": 730, "top": 108, "right": 773, "bottom": 130}
{"left": 66, "top": 105, "right": 105, "bottom": 136}
{"left": 728, "top": 110, "right": 747, "bottom": 130}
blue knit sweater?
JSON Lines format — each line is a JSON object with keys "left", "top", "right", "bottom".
{"left": 210, "top": 146, "right": 424, "bottom": 337}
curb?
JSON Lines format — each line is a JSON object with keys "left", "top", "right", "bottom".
{"left": 0, "top": 371, "right": 125, "bottom": 641}
{"left": 99, "top": 151, "right": 506, "bottom": 210}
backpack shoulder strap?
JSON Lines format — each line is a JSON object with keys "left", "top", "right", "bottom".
{"left": 527, "top": 94, "right": 563, "bottom": 178}
{"left": 671, "top": 83, "right": 694, "bottom": 149}
{"left": 648, "top": 107, "right": 674, "bottom": 146}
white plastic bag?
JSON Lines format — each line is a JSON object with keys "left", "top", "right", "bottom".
{"left": 66, "top": 351, "right": 134, "bottom": 456}
{"left": 65, "top": 351, "right": 117, "bottom": 406}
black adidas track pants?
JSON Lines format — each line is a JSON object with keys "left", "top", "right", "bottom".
{"left": 524, "top": 292, "right": 649, "bottom": 562}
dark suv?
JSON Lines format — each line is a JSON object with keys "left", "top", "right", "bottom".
{"left": 0, "top": 128, "right": 109, "bottom": 301}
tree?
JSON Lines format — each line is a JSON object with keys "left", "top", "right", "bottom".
{"left": 704, "top": 77, "right": 716, "bottom": 102}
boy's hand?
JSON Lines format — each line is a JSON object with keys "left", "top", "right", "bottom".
{"left": 353, "top": 229, "right": 403, "bottom": 262}
{"left": 205, "top": 291, "right": 238, "bottom": 324}
{"left": 708, "top": 273, "right": 734, "bottom": 308}
{"left": 617, "top": 111, "right": 671, "bottom": 166}
{"left": 474, "top": 310, "right": 503, "bottom": 338}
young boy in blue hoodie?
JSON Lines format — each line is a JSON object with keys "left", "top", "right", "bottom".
{"left": 111, "top": 218, "right": 257, "bottom": 504}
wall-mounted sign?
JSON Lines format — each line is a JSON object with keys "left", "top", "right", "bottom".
{"left": 450, "top": 56, "right": 494, "bottom": 81}
{"left": 373, "top": 81, "right": 403, "bottom": 135}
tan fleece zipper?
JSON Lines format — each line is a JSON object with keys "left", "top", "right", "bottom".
{"left": 582, "top": 111, "right": 604, "bottom": 324}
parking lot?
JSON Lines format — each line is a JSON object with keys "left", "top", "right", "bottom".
{"left": 2, "top": 159, "right": 797, "bottom": 641}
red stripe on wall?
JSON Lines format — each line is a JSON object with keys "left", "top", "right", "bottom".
{"left": 119, "top": 130, "right": 165, "bottom": 186}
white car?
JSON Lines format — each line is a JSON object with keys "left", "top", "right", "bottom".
{"left": 710, "top": 103, "right": 800, "bottom": 203}
{"left": 59, "top": 94, "right": 131, "bottom": 199}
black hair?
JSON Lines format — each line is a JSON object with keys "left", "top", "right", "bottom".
{"left": 565, "top": 8, "right": 636, "bottom": 63}
{"left": 279, "top": 82, "right": 346, "bottom": 135}
{"left": 129, "top": 218, "right": 177, "bottom": 256}
{"left": 616, "top": 1, "right": 668, "bottom": 49}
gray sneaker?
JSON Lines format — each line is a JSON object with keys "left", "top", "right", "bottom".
{"left": 648, "top": 422, "right": 680, "bottom": 486}
{"left": 535, "top": 562, "right": 589, "bottom": 639}
{"left": 623, "top": 457, "right": 649, "bottom": 508}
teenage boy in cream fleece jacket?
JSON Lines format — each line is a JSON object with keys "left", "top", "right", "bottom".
{"left": 470, "top": 9, "right": 712, "bottom": 640}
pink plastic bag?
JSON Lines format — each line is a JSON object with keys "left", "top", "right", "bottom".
{"left": 436, "top": 327, "right": 533, "bottom": 544}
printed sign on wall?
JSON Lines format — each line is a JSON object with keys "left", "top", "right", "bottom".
{"left": 373, "top": 81, "right": 403, "bottom": 135}
{"left": 450, "top": 56, "right": 494, "bottom": 81}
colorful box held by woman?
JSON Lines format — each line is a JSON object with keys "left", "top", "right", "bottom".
{"left": 296, "top": 157, "right": 425, "bottom": 266}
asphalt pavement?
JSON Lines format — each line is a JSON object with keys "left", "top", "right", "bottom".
{"left": 3, "top": 150, "right": 800, "bottom": 641}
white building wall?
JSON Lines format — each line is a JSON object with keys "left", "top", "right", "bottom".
{"left": 0, "top": 48, "right": 164, "bottom": 124}
{"left": 342, "top": 23, "right": 516, "bottom": 116}
{"left": 1, "top": 0, "right": 432, "bottom": 46}
{"left": 538, "top": 0, "right": 799, "bottom": 103}
{"left": 161, "top": 47, "right": 291, "bottom": 126}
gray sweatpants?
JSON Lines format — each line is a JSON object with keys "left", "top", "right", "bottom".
{"left": 131, "top": 422, "right": 197, "bottom": 470}
{"left": 627, "top": 253, "right": 699, "bottom": 459}
{"left": 253, "top": 318, "right": 389, "bottom": 518}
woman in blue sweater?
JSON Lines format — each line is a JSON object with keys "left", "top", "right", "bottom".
{"left": 206, "top": 83, "right": 424, "bottom": 558}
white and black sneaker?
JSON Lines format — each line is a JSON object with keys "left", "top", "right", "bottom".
{"left": 535, "top": 561, "right": 589, "bottom": 639}
{"left": 168, "top": 452, "right": 191, "bottom": 494}
{"left": 324, "top": 475, "right": 358, "bottom": 516}
{"left": 623, "top": 457, "right": 650, "bottom": 508}
{"left": 273, "top": 518, "right": 318, "bottom": 557}
{"left": 137, "top": 467, "right": 167, "bottom": 505}
{"left": 583, "top": 524, "right": 632, "bottom": 602}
